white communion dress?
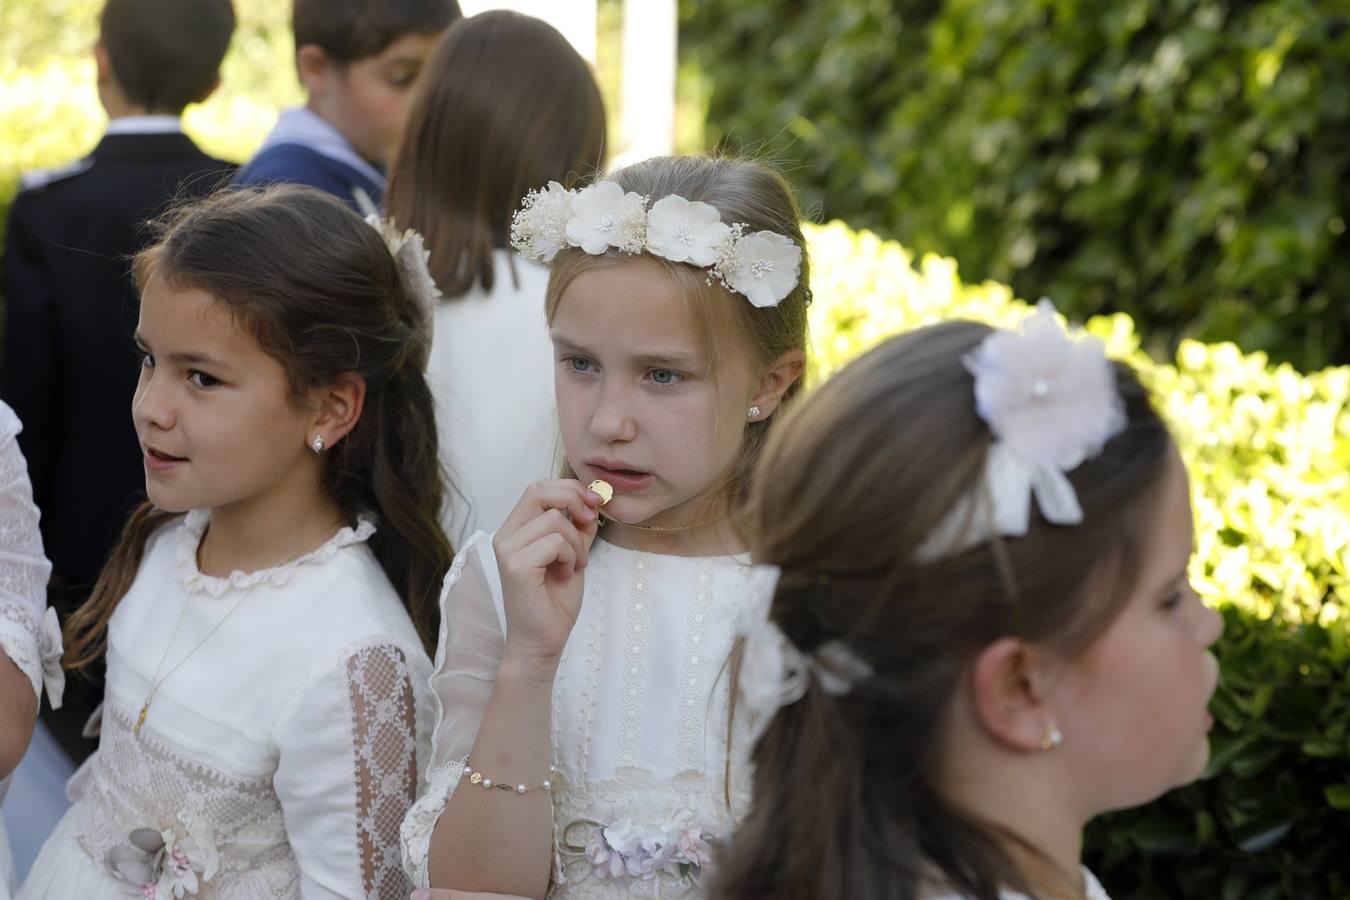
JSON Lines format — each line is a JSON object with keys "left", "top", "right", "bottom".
{"left": 0, "top": 402, "right": 62, "bottom": 900}
{"left": 401, "top": 531, "right": 763, "bottom": 898}
{"left": 19, "top": 510, "right": 433, "bottom": 900}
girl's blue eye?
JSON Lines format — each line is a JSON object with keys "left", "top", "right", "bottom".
{"left": 566, "top": 356, "right": 595, "bottom": 374}
{"left": 189, "top": 370, "right": 219, "bottom": 388}
{"left": 648, "top": 368, "right": 682, "bottom": 386}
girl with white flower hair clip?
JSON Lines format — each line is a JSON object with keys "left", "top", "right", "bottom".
{"left": 22, "top": 185, "right": 452, "bottom": 900}
{"left": 708, "top": 310, "right": 1223, "bottom": 900}
{"left": 400, "top": 156, "right": 811, "bottom": 898}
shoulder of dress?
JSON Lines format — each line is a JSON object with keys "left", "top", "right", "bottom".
{"left": 18, "top": 157, "right": 95, "bottom": 192}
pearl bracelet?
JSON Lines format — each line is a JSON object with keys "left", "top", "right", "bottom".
{"left": 464, "top": 758, "right": 555, "bottom": 795}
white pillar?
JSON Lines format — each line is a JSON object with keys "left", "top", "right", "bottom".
{"left": 617, "top": 0, "right": 676, "bottom": 164}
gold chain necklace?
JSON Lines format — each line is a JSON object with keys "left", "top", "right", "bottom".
{"left": 596, "top": 511, "right": 722, "bottom": 533}
{"left": 134, "top": 521, "right": 339, "bottom": 737}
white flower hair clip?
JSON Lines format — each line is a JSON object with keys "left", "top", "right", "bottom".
{"left": 365, "top": 215, "right": 439, "bottom": 368}
{"left": 734, "top": 566, "right": 871, "bottom": 743}
{"left": 919, "top": 300, "right": 1127, "bottom": 560}
{"left": 510, "top": 180, "right": 804, "bottom": 308}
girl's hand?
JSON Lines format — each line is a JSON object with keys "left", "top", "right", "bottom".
{"left": 493, "top": 480, "right": 602, "bottom": 679}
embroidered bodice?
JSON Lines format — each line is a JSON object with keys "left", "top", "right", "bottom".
{"left": 64, "top": 510, "right": 434, "bottom": 900}
{"left": 401, "top": 532, "right": 762, "bottom": 898}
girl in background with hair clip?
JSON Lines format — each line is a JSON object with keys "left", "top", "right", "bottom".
{"left": 386, "top": 9, "right": 607, "bottom": 546}
{"left": 708, "top": 306, "right": 1223, "bottom": 900}
{"left": 21, "top": 185, "right": 453, "bottom": 900}
{"left": 400, "top": 156, "right": 810, "bottom": 899}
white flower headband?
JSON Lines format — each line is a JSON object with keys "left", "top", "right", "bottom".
{"left": 509, "top": 180, "right": 804, "bottom": 308}
{"left": 918, "top": 300, "right": 1127, "bottom": 560}
{"left": 734, "top": 566, "right": 872, "bottom": 742}
{"left": 364, "top": 215, "right": 439, "bottom": 369}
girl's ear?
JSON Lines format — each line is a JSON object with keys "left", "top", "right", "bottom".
{"left": 748, "top": 349, "right": 806, "bottom": 421}
{"left": 308, "top": 372, "right": 367, "bottom": 449}
{"left": 969, "top": 637, "right": 1060, "bottom": 753}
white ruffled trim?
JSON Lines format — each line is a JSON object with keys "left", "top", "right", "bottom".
{"left": 175, "top": 509, "right": 378, "bottom": 598}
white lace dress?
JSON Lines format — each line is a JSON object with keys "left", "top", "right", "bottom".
{"left": 400, "top": 532, "right": 761, "bottom": 898}
{"left": 0, "top": 403, "right": 61, "bottom": 900}
{"left": 18, "top": 510, "right": 434, "bottom": 900}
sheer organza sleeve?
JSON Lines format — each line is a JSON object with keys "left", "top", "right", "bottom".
{"left": 275, "top": 637, "right": 434, "bottom": 899}
{"left": 0, "top": 402, "right": 58, "bottom": 707}
{"left": 400, "top": 531, "right": 506, "bottom": 887}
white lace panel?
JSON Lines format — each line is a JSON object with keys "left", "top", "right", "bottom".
{"left": 347, "top": 643, "right": 419, "bottom": 900}
{"left": 0, "top": 407, "right": 53, "bottom": 699}
{"left": 74, "top": 704, "right": 300, "bottom": 898}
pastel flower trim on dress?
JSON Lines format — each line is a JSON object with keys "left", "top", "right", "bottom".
{"left": 106, "top": 812, "right": 220, "bottom": 900}
{"left": 562, "top": 815, "right": 717, "bottom": 885}
{"left": 510, "top": 181, "right": 804, "bottom": 308}
{"left": 918, "top": 300, "right": 1128, "bottom": 561}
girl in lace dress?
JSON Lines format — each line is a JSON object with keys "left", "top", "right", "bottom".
{"left": 707, "top": 311, "right": 1223, "bottom": 900}
{"left": 399, "top": 156, "right": 811, "bottom": 899}
{"left": 0, "top": 400, "right": 64, "bottom": 899}
{"left": 20, "top": 185, "right": 454, "bottom": 900}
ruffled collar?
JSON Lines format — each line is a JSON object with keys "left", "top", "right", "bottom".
{"left": 175, "top": 509, "right": 377, "bottom": 598}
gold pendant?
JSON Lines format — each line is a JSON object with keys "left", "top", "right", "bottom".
{"left": 135, "top": 701, "right": 149, "bottom": 736}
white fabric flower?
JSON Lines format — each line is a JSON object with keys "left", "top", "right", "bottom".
{"left": 717, "top": 230, "right": 802, "bottom": 308}
{"left": 921, "top": 301, "right": 1126, "bottom": 558}
{"left": 565, "top": 181, "right": 649, "bottom": 255}
{"left": 510, "top": 181, "right": 573, "bottom": 262}
{"left": 40, "top": 605, "right": 64, "bottom": 710}
{"left": 645, "top": 195, "right": 731, "bottom": 266}
{"left": 967, "top": 300, "right": 1125, "bottom": 472}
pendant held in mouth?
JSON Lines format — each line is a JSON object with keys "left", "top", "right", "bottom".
{"left": 587, "top": 479, "right": 614, "bottom": 505}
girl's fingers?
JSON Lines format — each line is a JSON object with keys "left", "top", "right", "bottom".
{"left": 511, "top": 532, "right": 579, "bottom": 577}
{"left": 498, "top": 480, "right": 602, "bottom": 538}
{"left": 497, "top": 508, "right": 588, "bottom": 574}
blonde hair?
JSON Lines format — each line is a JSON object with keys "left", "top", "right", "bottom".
{"left": 543, "top": 156, "right": 810, "bottom": 510}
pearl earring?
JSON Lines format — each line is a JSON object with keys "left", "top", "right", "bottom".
{"left": 311, "top": 435, "right": 325, "bottom": 454}
{"left": 1041, "top": 725, "right": 1063, "bottom": 751}
{"left": 747, "top": 406, "right": 761, "bottom": 420}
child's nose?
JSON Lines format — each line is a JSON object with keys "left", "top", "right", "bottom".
{"left": 1198, "top": 601, "right": 1224, "bottom": 647}
{"left": 590, "top": 387, "right": 636, "bottom": 444}
{"left": 132, "top": 371, "right": 174, "bottom": 430}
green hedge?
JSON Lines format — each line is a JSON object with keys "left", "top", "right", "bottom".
{"left": 806, "top": 219, "right": 1350, "bottom": 899}
{"left": 681, "top": 0, "right": 1350, "bottom": 371}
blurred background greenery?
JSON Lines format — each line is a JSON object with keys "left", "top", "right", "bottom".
{"left": 2, "top": 1, "right": 1348, "bottom": 896}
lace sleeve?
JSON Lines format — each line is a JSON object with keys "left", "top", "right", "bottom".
{"left": 0, "top": 403, "right": 56, "bottom": 704}
{"left": 400, "top": 532, "right": 506, "bottom": 887}
{"left": 274, "top": 638, "right": 431, "bottom": 900}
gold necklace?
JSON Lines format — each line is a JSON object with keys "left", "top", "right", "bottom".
{"left": 134, "top": 521, "right": 340, "bottom": 737}
{"left": 597, "top": 511, "right": 723, "bottom": 533}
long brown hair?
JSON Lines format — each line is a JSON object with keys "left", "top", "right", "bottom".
{"left": 65, "top": 185, "right": 453, "bottom": 667}
{"left": 386, "top": 10, "right": 606, "bottom": 298}
{"left": 543, "top": 156, "right": 811, "bottom": 512}
{"left": 708, "top": 321, "right": 1173, "bottom": 900}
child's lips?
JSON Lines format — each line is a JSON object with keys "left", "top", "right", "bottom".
{"left": 587, "top": 464, "right": 653, "bottom": 492}
{"left": 144, "top": 447, "right": 187, "bottom": 471}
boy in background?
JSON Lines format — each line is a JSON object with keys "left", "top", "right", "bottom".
{"left": 1, "top": 0, "right": 237, "bottom": 765}
{"left": 234, "top": 0, "right": 461, "bottom": 211}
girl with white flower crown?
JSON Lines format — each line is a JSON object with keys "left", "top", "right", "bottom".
{"left": 20, "top": 185, "right": 453, "bottom": 900}
{"left": 706, "top": 309, "right": 1223, "bottom": 900}
{"left": 399, "top": 156, "right": 810, "bottom": 899}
